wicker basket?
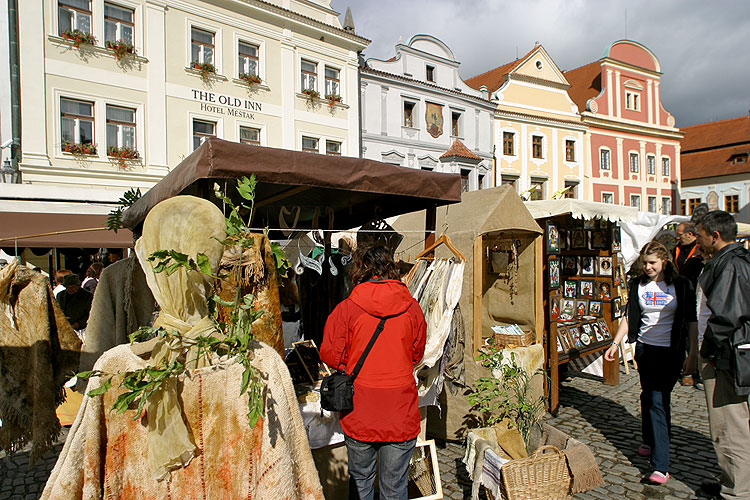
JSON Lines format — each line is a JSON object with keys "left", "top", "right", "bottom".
{"left": 493, "top": 329, "right": 535, "bottom": 348}
{"left": 500, "top": 445, "right": 571, "bottom": 500}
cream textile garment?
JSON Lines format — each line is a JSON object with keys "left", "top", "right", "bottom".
{"left": 133, "top": 195, "right": 226, "bottom": 480}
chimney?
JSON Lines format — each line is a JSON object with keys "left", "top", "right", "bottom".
{"left": 480, "top": 85, "right": 489, "bottom": 100}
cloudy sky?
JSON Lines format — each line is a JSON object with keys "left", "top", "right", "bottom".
{"left": 331, "top": 0, "right": 750, "bottom": 128}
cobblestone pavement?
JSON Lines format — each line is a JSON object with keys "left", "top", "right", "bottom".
{"left": 1, "top": 367, "right": 720, "bottom": 500}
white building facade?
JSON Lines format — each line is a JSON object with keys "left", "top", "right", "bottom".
{"left": 360, "top": 35, "right": 495, "bottom": 191}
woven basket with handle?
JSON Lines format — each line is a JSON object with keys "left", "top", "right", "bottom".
{"left": 492, "top": 329, "right": 535, "bottom": 349}
{"left": 500, "top": 445, "right": 571, "bottom": 500}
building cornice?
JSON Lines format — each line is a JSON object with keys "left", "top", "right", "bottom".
{"left": 581, "top": 112, "right": 683, "bottom": 140}
{"left": 508, "top": 73, "right": 570, "bottom": 91}
{"left": 600, "top": 57, "right": 662, "bottom": 77}
{"left": 362, "top": 132, "right": 492, "bottom": 160}
{"left": 494, "top": 109, "right": 588, "bottom": 132}
{"left": 361, "top": 67, "right": 494, "bottom": 109}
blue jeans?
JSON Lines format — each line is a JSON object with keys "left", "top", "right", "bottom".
{"left": 345, "top": 435, "right": 416, "bottom": 500}
{"left": 635, "top": 342, "right": 680, "bottom": 474}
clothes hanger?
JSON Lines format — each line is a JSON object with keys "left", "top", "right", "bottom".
{"left": 415, "top": 233, "right": 466, "bottom": 262}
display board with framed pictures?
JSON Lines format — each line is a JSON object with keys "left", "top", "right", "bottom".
{"left": 542, "top": 213, "right": 622, "bottom": 412}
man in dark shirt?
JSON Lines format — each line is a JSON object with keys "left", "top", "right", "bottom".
{"left": 674, "top": 222, "right": 703, "bottom": 288}
{"left": 57, "top": 273, "right": 93, "bottom": 331}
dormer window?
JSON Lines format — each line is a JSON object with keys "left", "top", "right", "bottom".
{"left": 731, "top": 153, "right": 748, "bottom": 165}
{"left": 426, "top": 65, "right": 435, "bottom": 83}
{"left": 625, "top": 91, "right": 640, "bottom": 111}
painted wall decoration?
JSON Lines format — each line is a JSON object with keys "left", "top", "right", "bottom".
{"left": 425, "top": 102, "right": 444, "bottom": 138}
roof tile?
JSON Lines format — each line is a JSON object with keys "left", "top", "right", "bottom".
{"left": 681, "top": 144, "right": 750, "bottom": 180}
{"left": 440, "top": 139, "right": 481, "bottom": 160}
{"left": 680, "top": 115, "right": 750, "bottom": 152}
{"left": 465, "top": 47, "right": 537, "bottom": 94}
{"left": 562, "top": 61, "right": 602, "bottom": 113}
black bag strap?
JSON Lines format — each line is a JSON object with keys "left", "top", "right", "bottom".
{"left": 349, "top": 311, "right": 404, "bottom": 380}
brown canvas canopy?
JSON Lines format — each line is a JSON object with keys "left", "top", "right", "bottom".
{"left": 121, "top": 138, "right": 461, "bottom": 232}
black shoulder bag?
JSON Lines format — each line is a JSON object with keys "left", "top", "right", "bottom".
{"left": 320, "top": 317, "right": 388, "bottom": 412}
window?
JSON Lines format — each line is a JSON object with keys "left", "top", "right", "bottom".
{"left": 503, "top": 132, "right": 514, "bottom": 156}
{"left": 647, "top": 155, "right": 655, "bottom": 175}
{"left": 530, "top": 179, "right": 545, "bottom": 200}
{"left": 426, "top": 65, "right": 435, "bottom": 82}
{"left": 239, "top": 126, "right": 260, "bottom": 145}
{"left": 460, "top": 169, "right": 470, "bottom": 193}
{"left": 600, "top": 149, "right": 611, "bottom": 170}
{"left": 192, "top": 119, "right": 215, "bottom": 150}
{"left": 731, "top": 154, "right": 748, "bottom": 165}
{"left": 629, "top": 152, "right": 639, "bottom": 173}
{"left": 661, "top": 197, "right": 671, "bottom": 215}
{"left": 630, "top": 194, "right": 641, "bottom": 209}
{"left": 106, "top": 105, "right": 135, "bottom": 152}
{"left": 301, "top": 136, "right": 318, "bottom": 153}
{"left": 59, "top": 0, "right": 91, "bottom": 35}
{"left": 501, "top": 176, "right": 517, "bottom": 190}
{"left": 532, "top": 135, "right": 543, "bottom": 159}
{"left": 104, "top": 3, "right": 134, "bottom": 45}
{"left": 451, "top": 112, "right": 461, "bottom": 137}
{"left": 564, "top": 181, "right": 578, "bottom": 199}
{"left": 725, "top": 195, "right": 739, "bottom": 213}
{"left": 191, "top": 28, "right": 214, "bottom": 65}
{"left": 301, "top": 60, "right": 317, "bottom": 91}
{"left": 565, "top": 140, "right": 575, "bottom": 162}
{"left": 662, "top": 157, "right": 670, "bottom": 176}
{"left": 602, "top": 193, "right": 614, "bottom": 204}
{"left": 648, "top": 196, "right": 657, "bottom": 212}
{"left": 681, "top": 199, "right": 687, "bottom": 215}
{"left": 478, "top": 174, "right": 485, "bottom": 190}
{"left": 625, "top": 91, "right": 640, "bottom": 111}
{"left": 403, "top": 101, "right": 415, "bottom": 128}
{"left": 326, "top": 140, "right": 341, "bottom": 156}
{"left": 324, "top": 66, "right": 340, "bottom": 97}
{"left": 688, "top": 198, "right": 701, "bottom": 214}
{"left": 60, "top": 97, "right": 94, "bottom": 146}
{"left": 238, "top": 41, "right": 259, "bottom": 77}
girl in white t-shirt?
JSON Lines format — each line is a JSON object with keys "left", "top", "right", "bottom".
{"left": 605, "top": 241, "right": 697, "bottom": 485}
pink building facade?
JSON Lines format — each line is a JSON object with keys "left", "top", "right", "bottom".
{"left": 565, "top": 40, "right": 682, "bottom": 213}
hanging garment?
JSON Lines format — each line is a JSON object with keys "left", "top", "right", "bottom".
{"left": 40, "top": 344, "right": 323, "bottom": 500}
{"left": 443, "top": 305, "right": 467, "bottom": 395}
{"left": 215, "top": 234, "right": 284, "bottom": 357}
{"left": 0, "top": 260, "right": 82, "bottom": 463}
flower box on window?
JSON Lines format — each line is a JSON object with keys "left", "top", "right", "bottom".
{"left": 192, "top": 61, "right": 216, "bottom": 82}
{"left": 108, "top": 146, "right": 139, "bottom": 169}
{"left": 239, "top": 72, "right": 262, "bottom": 86}
{"left": 325, "top": 94, "right": 342, "bottom": 110}
{"left": 61, "top": 29, "right": 97, "bottom": 49}
{"left": 106, "top": 40, "right": 135, "bottom": 61}
{"left": 62, "top": 141, "right": 97, "bottom": 156}
{"left": 301, "top": 88, "right": 320, "bottom": 104}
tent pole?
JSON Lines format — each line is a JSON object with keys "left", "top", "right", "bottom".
{"left": 424, "top": 204, "right": 436, "bottom": 252}
{"left": 472, "top": 235, "right": 483, "bottom": 356}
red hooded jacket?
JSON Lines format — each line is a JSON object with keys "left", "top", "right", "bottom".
{"left": 320, "top": 278, "right": 426, "bottom": 442}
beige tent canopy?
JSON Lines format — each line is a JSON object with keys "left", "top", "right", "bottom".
{"left": 394, "top": 185, "right": 543, "bottom": 440}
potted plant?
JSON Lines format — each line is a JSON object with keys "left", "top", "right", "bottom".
{"left": 192, "top": 61, "right": 216, "bottom": 83}
{"left": 61, "top": 29, "right": 97, "bottom": 49}
{"left": 325, "top": 94, "right": 342, "bottom": 110}
{"left": 301, "top": 88, "right": 319, "bottom": 105}
{"left": 239, "top": 72, "right": 262, "bottom": 86}
{"left": 466, "top": 340, "right": 547, "bottom": 447}
{"left": 105, "top": 40, "right": 136, "bottom": 61}
{"left": 62, "top": 141, "right": 97, "bottom": 156}
{"left": 108, "top": 146, "right": 140, "bottom": 169}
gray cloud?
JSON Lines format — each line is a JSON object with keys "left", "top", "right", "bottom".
{"left": 333, "top": 0, "right": 750, "bottom": 127}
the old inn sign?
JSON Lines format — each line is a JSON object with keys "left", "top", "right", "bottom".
{"left": 191, "top": 89, "right": 262, "bottom": 119}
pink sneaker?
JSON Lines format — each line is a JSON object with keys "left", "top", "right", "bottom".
{"left": 648, "top": 471, "right": 669, "bottom": 484}
{"left": 637, "top": 444, "right": 652, "bottom": 457}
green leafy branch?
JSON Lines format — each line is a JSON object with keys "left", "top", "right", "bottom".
{"left": 147, "top": 249, "right": 213, "bottom": 276}
{"left": 106, "top": 188, "right": 142, "bottom": 233}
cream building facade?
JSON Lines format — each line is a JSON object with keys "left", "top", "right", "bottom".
{"left": 466, "top": 45, "right": 588, "bottom": 200}
{"left": 2, "top": 0, "right": 367, "bottom": 229}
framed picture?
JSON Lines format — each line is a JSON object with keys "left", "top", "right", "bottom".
{"left": 612, "top": 226, "right": 622, "bottom": 252}
{"left": 588, "top": 300, "right": 603, "bottom": 317}
{"left": 550, "top": 296, "right": 560, "bottom": 321}
{"left": 598, "top": 256, "right": 613, "bottom": 276}
{"left": 580, "top": 323, "right": 593, "bottom": 346}
{"left": 613, "top": 264, "right": 623, "bottom": 287}
{"left": 581, "top": 256, "right": 596, "bottom": 276}
{"left": 490, "top": 250, "right": 510, "bottom": 274}
{"left": 561, "top": 299, "right": 576, "bottom": 321}
{"left": 558, "top": 328, "right": 572, "bottom": 351}
{"left": 569, "top": 326, "right": 582, "bottom": 347}
{"left": 549, "top": 258, "right": 561, "bottom": 288}
{"left": 562, "top": 255, "right": 578, "bottom": 276}
{"left": 408, "top": 440, "right": 443, "bottom": 500}
{"left": 288, "top": 340, "right": 332, "bottom": 385}
{"left": 598, "top": 281, "right": 612, "bottom": 300}
{"left": 612, "top": 297, "right": 623, "bottom": 319}
{"left": 598, "top": 218, "right": 609, "bottom": 229}
{"left": 591, "top": 322, "right": 605, "bottom": 342}
{"left": 597, "top": 319, "right": 611, "bottom": 338}
{"left": 579, "top": 280, "right": 595, "bottom": 298}
{"left": 590, "top": 230, "right": 608, "bottom": 250}
{"left": 563, "top": 280, "right": 577, "bottom": 298}
{"left": 571, "top": 228, "right": 587, "bottom": 249}
{"left": 558, "top": 229, "right": 568, "bottom": 250}
{"left": 546, "top": 221, "right": 560, "bottom": 254}
{"left": 583, "top": 219, "right": 596, "bottom": 230}
{"left": 556, "top": 336, "right": 564, "bottom": 353}
{"left": 575, "top": 299, "right": 588, "bottom": 318}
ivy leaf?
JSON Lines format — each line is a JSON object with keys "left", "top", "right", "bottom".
{"left": 87, "top": 376, "right": 112, "bottom": 396}
{"left": 196, "top": 253, "right": 212, "bottom": 275}
{"left": 150, "top": 250, "right": 169, "bottom": 260}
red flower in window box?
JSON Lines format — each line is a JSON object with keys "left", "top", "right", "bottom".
{"left": 105, "top": 40, "right": 136, "bottom": 61}
{"left": 107, "top": 146, "right": 140, "bottom": 169}
{"left": 62, "top": 141, "right": 97, "bottom": 155}
{"left": 325, "top": 94, "right": 342, "bottom": 110}
{"left": 192, "top": 61, "right": 216, "bottom": 82}
{"left": 61, "top": 29, "right": 97, "bottom": 49}
{"left": 301, "top": 88, "right": 319, "bottom": 104}
{"left": 239, "top": 72, "right": 262, "bottom": 86}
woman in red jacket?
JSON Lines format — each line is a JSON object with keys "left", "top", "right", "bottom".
{"left": 321, "top": 245, "right": 427, "bottom": 500}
